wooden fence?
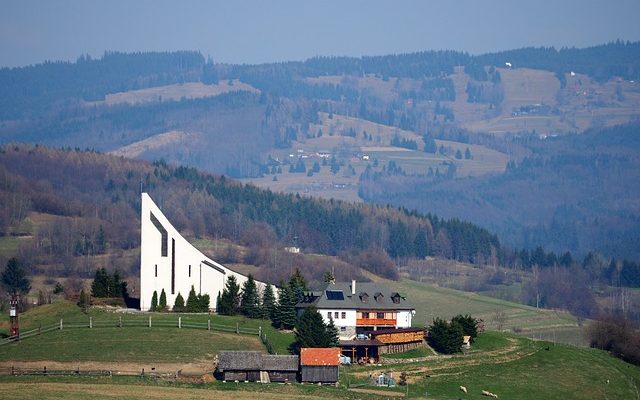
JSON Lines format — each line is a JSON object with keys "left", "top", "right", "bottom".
{"left": 0, "top": 316, "right": 275, "bottom": 353}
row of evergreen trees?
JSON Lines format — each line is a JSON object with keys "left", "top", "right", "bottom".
{"left": 149, "top": 285, "right": 210, "bottom": 312}
{"left": 91, "top": 267, "right": 128, "bottom": 298}
{"left": 216, "top": 270, "right": 308, "bottom": 330}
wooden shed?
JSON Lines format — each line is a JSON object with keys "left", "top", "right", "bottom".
{"left": 217, "top": 351, "right": 298, "bottom": 383}
{"left": 300, "top": 347, "right": 340, "bottom": 383}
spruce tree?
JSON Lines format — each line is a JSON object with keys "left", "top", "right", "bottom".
{"left": 289, "top": 268, "right": 308, "bottom": 303}
{"left": 274, "top": 283, "right": 297, "bottom": 329}
{"left": 1, "top": 257, "right": 31, "bottom": 296}
{"left": 325, "top": 316, "right": 340, "bottom": 347}
{"left": 240, "top": 274, "right": 260, "bottom": 318}
{"left": 159, "top": 288, "right": 167, "bottom": 311}
{"left": 90, "top": 267, "right": 110, "bottom": 297}
{"left": 261, "top": 284, "right": 276, "bottom": 320}
{"left": 186, "top": 285, "right": 199, "bottom": 312}
{"left": 293, "top": 306, "right": 329, "bottom": 353}
{"left": 197, "top": 293, "right": 210, "bottom": 312}
{"left": 218, "top": 275, "right": 241, "bottom": 315}
{"left": 173, "top": 292, "right": 185, "bottom": 312}
{"left": 150, "top": 290, "right": 158, "bottom": 311}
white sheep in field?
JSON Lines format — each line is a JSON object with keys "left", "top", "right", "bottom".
{"left": 460, "top": 385, "right": 467, "bottom": 393}
{"left": 482, "top": 389, "right": 498, "bottom": 398}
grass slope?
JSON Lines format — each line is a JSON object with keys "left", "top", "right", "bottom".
{"left": 0, "top": 301, "right": 294, "bottom": 362}
{"left": 379, "top": 278, "right": 585, "bottom": 345}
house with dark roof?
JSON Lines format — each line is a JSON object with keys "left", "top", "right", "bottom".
{"left": 296, "top": 280, "right": 415, "bottom": 340}
{"left": 217, "top": 351, "right": 298, "bottom": 383}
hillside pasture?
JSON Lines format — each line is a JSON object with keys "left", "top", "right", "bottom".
{"left": 370, "top": 277, "right": 586, "bottom": 346}
{"left": 89, "top": 80, "right": 259, "bottom": 106}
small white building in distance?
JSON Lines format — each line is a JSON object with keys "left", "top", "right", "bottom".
{"left": 139, "top": 193, "right": 265, "bottom": 311}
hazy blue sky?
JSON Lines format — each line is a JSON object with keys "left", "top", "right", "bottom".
{"left": 2, "top": 0, "right": 640, "bottom": 68}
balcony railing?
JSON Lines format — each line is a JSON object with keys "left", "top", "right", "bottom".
{"left": 356, "top": 318, "right": 396, "bottom": 326}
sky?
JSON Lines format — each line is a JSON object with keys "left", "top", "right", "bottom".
{"left": 1, "top": 0, "right": 640, "bottom": 68}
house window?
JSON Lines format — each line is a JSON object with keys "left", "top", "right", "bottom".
{"left": 340, "top": 327, "right": 346, "bottom": 332}
{"left": 341, "top": 312, "right": 346, "bottom": 319}
{"left": 362, "top": 312, "right": 369, "bottom": 319}
{"left": 155, "top": 265, "right": 157, "bottom": 277}
{"left": 189, "top": 265, "right": 191, "bottom": 277}
{"left": 377, "top": 312, "right": 385, "bottom": 319}
{"left": 327, "top": 312, "right": 332, "bottom": 319}
{"left": 334, "top": 311, "right": 339, "bottom": 319}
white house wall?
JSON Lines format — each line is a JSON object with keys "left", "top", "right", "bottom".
{"left": 396, "top": 310, "right": 413, "bottom": 328}
{"left": 140, "top": 193, "right": 265, "bottom": 311}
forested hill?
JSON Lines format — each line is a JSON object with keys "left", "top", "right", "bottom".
{"left": 2, "top": 41, "right": 639, "bottom": 119}
{"left": 0, "top": 145, "right": 500, "bottom": 273}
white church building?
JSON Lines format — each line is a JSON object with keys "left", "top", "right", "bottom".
{"left": 139, "top": 193, "right": 265, "bottom": 311}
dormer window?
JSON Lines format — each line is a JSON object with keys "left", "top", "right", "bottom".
{"left": 374, "top": 292, "right": 384, "bottom": 302}
{"left": 391, "top": 293, "right": 401, "bottom": 304}
{"left": 359, "top": 292, "right": 369, "bottom": 303}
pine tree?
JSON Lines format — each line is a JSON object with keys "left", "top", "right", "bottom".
{"left": 261, "top": 284, "right": 276, "bottom": 320}
{"left": 323, "top": 270, "right": 335, "bottom": 283}
{"left": 159, "top": 288, "right": 167, "bottom": 311}
{"left": 414, "top": 231, "right": 428, "bottom": 258}
{"left": 197, "top": 293, "right": 210, "bottom": 311}
{"left": 241, "top": 274, "right": 261, "bottom": 318}
{"left": 273, "top": 282, "right": 297, "bottom": 329}
{"left": 186, "top": 285, "right": 199, "bottom": 312}
{"left": 1, "top": 258, "right": 31, "bottom": 296}
{"left": 289, "top": 268, "right": 308, "bottom": 303}
{"left": 293, "top": 306, "right": 330, "bottom": 353}
{"left": 325, "top": 316, "right": 340, "bottom": 347}
{"left": 218, "top": 275, "right": 241, "bottom": 315}
{"left": 173, "top": 292, "right": 185, "bottom": 312}
{"left": 91, "top": 267, "right": 110, "bottom": 297}
{"left": 150, "top": 290, "right": 158, "bottom": 311}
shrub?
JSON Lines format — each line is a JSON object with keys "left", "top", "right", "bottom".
{"left": 428, "top": 317, "right": 463, "bottom": 354}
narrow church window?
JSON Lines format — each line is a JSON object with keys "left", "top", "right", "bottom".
{"left": 155, "top": 264, "right": 157, "bottom": 277}
{"left": 189, "top": 265, "right": 191, "bottom": 277}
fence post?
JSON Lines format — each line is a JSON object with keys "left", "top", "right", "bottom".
{"left": 258, "top": 326, "right": 262, "bottom": 337}
{"left": 178, "top": 317, "right": 182, "bottom": 329}
{"left": 119, "top": 316, "right": 122, "bottom": 328}
{"left": 236, "top": 322, "right": 239, "bottom": 334}
{"left": 208, "top": 318, "right": 211, "bottom": 331}
{"left": 149, "top": 316, "right": 152, "bottom": 328}
{"left": 89, "top": 317, "right": 93, "bottom": 329}
{"left": 60, "top": 319, "right": 63, "bottom": 330}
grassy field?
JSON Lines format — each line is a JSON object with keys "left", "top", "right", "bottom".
{"left": 343, "top": 333, "right": 640, "bottom": 399}
{"left": 89, "top": 80, "right": 258, "bottom": 106}
{"left": 371, "top": 278, "right": 585, "bottom": 346}
{"left": 0, "top": 379, "right": 352, "bottom": 400}
{"left": 0, "top": 301, "right": 637, "bottom": 399}
{"left": 0, "top": 301, "right": 295, "bottom": 360}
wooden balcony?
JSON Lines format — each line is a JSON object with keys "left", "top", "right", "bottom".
{"left": 356, "top": 318, "right": 396, "bottom": 326}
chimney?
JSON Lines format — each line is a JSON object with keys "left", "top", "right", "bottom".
{"left": 351, "top": 280, "right": 356, "bottom": 295}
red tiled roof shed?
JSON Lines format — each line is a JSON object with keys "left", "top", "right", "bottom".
{"left": 300, "top": 347, "right": 340, "bottom": 366}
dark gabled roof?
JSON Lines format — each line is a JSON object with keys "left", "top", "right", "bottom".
{"left": 218, "top": 351, "right": 299, "bottom": 372}
{"left": 262, "top": 355, "right": 299, "bottom": 371}
{"left": 296, "top": 282, "right": 414, "bottom": 311}
{"left": 218, "top": 351, "right": 263, "bottom": 371}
